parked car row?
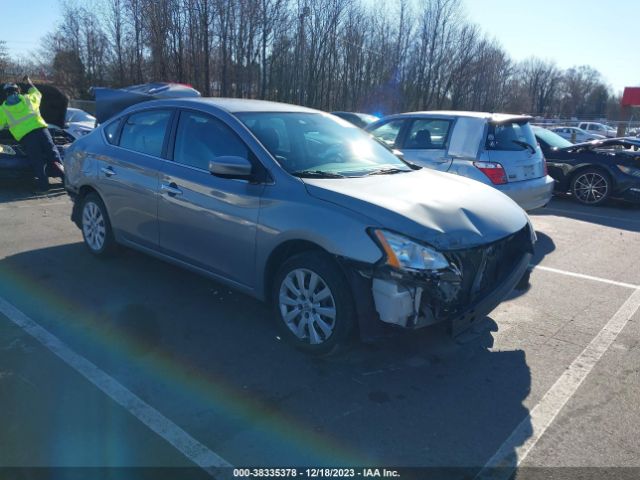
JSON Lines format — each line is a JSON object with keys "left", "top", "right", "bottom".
{"left": 343, "top": 109, "right": 640, "bottom": 208}
{"left": 549, "top": 126, "right": 605, "bottom": 143}
{"left": 364, "top": 111, "right": 554, "bottom": 211}
{"left": 578, "top": 121, "right": 618, "bottom": 138}
{"left": 4, "top": 84, "right": 638, "bottom": 353}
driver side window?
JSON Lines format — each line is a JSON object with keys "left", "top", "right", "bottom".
{"left": 173, "top": 111, "right": 249, "bottom": 171}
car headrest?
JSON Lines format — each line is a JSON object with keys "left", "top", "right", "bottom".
{"left": 255, "top": 127, "right": 279, "bottom": 152}
{"left": 414, "top": 129, "right": 432, "bottom": 148}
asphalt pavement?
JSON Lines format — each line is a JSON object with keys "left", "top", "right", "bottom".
{"left": 0, "top": 180, "right": 638, "bottom": 480}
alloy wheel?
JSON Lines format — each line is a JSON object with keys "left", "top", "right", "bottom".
{"left": 82, "top": 201, "right": 106, "bottom": 251}
{"left": 278, "top": 268, "right": 337, "bottom": 345}
{"left": 573, "top": 172, "right": 609, "bottom": 204}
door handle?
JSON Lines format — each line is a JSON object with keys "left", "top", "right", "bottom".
{"left": 160, "top": 183, "right": 183, "bottom": 196}
{"left": 101, "top": 166, "right": 116, "bottom": 177}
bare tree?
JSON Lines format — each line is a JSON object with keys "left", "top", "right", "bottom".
{"left": 29, "top": 0, "right": 616, "bottom": 118}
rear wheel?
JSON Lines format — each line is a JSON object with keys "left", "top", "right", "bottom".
{"left": 272, "top": 251, "right": 355, "bottom": 355}
{"left": 571, "top": 169, "right": 610, "bottom": 206}
{"left": 80, "top": 193, "right": 116, "bottom": 256}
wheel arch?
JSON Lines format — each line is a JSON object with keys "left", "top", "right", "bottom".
{"left": 263, "top": 240, "right": 330, "bottom": 303}
{"left": 569, "top": 164, "right": 615, "bottom": 187}
{"left": 71, "top": 184, "right": 103, "bottom": 227}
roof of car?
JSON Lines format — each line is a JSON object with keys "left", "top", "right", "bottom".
{"left": 175, "top": 97, "right": 319, "bottom": 114}
{"left": 392, "top": 110, "right": 532, "bottom": 122}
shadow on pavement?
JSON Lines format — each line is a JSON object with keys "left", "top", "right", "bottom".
{"left": 0, "top": 178, "right": 66, "bottom": 202}
{"left": 505, "top": 230, "right": 555, "bottom": 302}
{"left": 0, "top": 242, "right": 532, "bottom": 474}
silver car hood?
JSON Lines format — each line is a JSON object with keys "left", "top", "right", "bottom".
{"left": 303, "top": 169, "right": 529, "bottom": 250}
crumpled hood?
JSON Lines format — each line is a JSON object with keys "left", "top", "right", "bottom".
{"left": 566, "top": 137, "right": 640, "bottom": 151}
{"left": 304, "top": 169, "right": 529, "bottom": 250}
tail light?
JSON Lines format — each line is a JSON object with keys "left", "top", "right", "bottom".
{"left": 473, "top": 161, "right": 507, "bottom": 185}
{"left": 542, "top": 156, "right": 548, "bottom": 176}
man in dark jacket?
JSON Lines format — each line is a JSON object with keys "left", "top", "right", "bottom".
{"left": 0, "top": 76, "right": 64, "bottom": 193}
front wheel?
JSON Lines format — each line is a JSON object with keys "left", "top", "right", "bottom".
{"left": 272, "top": 251, "right": 355, "bottom": 355}
{"left": 80, "top": 192, "right": 116, "bottom": 256}
{"left": 571, "top": 169, "right": 611, "bottom": 206}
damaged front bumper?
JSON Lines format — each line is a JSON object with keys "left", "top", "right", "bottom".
{"left": 343, "top": 224, "right": 534, "bottom": 339}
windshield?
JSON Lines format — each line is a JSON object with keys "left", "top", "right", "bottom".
{"left": 533, "top": 126, "right": 574, "bottom": 149}
{"left": 485, "top": 120, "right": 537, "bottom": 151}
{"left": 237, "top": 112, "right": 411, "bottom": 177}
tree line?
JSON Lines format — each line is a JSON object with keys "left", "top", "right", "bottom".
{"left": 1, "top": 0, "right": 623, "bottom": 118}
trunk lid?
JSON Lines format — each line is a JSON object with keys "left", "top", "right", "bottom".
{"left": 93, "top": 82, "right": 201, "bottom": 124}
{"left": 485, "top": 119, "right": 545, "bottom": 182}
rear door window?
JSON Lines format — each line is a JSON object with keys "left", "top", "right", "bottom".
{"left": 119, "top": 110, "right": 173, "bottom": 157}
{"left": 403, "top": 119, "right": 451, "bottom": 150}
{"left": 486, "top": 121, "right": 537, "bottom": 152}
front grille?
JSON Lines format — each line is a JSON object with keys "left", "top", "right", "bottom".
{"left": 445, "top": 224, "right": 531, "bottom": 308}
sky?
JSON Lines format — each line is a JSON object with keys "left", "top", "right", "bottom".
{"left": 462, "top": 0, "right": 640, "bottom": 94}
{"left": 2, "top": 0, "right": 639, "bottom": 94}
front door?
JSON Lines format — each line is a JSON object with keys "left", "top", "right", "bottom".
{"left": 158, "top": 110, "right": 264, "bottom": 288}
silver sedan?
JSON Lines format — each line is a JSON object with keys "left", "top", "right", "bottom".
{"left": 64, "top": 98, "right": 534, "bottom": 353}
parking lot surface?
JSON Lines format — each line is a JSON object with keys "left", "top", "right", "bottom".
{"left": 0, "top": 180, "right": 639, "bottom": 479}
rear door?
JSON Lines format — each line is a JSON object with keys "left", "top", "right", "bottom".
{"left": 397, "top": 118, "right": 453, "bottom": 171}
{"left": 97, "top": 108, "right": 174, "bottom": 248}
{"left": 485, "top": 120, "right": 545, "bottom": 182}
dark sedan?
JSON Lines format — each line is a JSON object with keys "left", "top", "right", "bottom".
{"left": 534, "top": 126, "right": 640, "bottom": 206}
{"left": 0, "top": 126, "right": 74, "bottom": 180}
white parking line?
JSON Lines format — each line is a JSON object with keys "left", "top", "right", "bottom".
{"left": 0, "top": 296, "right": 232, "bottom": 477}
{"left": 531, "top": 265, "right": 640, "bottom": 290}
{"left": 475, "top": 287, "right": 640, "bottom": 480}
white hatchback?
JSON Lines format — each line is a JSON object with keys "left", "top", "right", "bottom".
{"left": 367, "top": 111, "right": 555, "bottom": 211}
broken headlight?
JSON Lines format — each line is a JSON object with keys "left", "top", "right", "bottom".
{"left": 373, "top": 229, "right": 450, "bottom": 272}
{"left": 0, "top": 144, "right": 16, "bottom": 155}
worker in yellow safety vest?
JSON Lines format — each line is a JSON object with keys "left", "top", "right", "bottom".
{"left": 0, "top": 76, "right": 64, "bottom": 193}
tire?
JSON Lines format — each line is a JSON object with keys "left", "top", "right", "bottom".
{"left": 80, "top": 192, "right": 117, "bottom": 256}
{"left": 570, "top": 168, "right": 611, "bottom": 206}
{"left": 272, "top": 251, "right": 355, "bottom": 355}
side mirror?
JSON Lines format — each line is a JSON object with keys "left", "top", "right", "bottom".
{"left": 209, "top": 156, "right": 253, "bottom": 179}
